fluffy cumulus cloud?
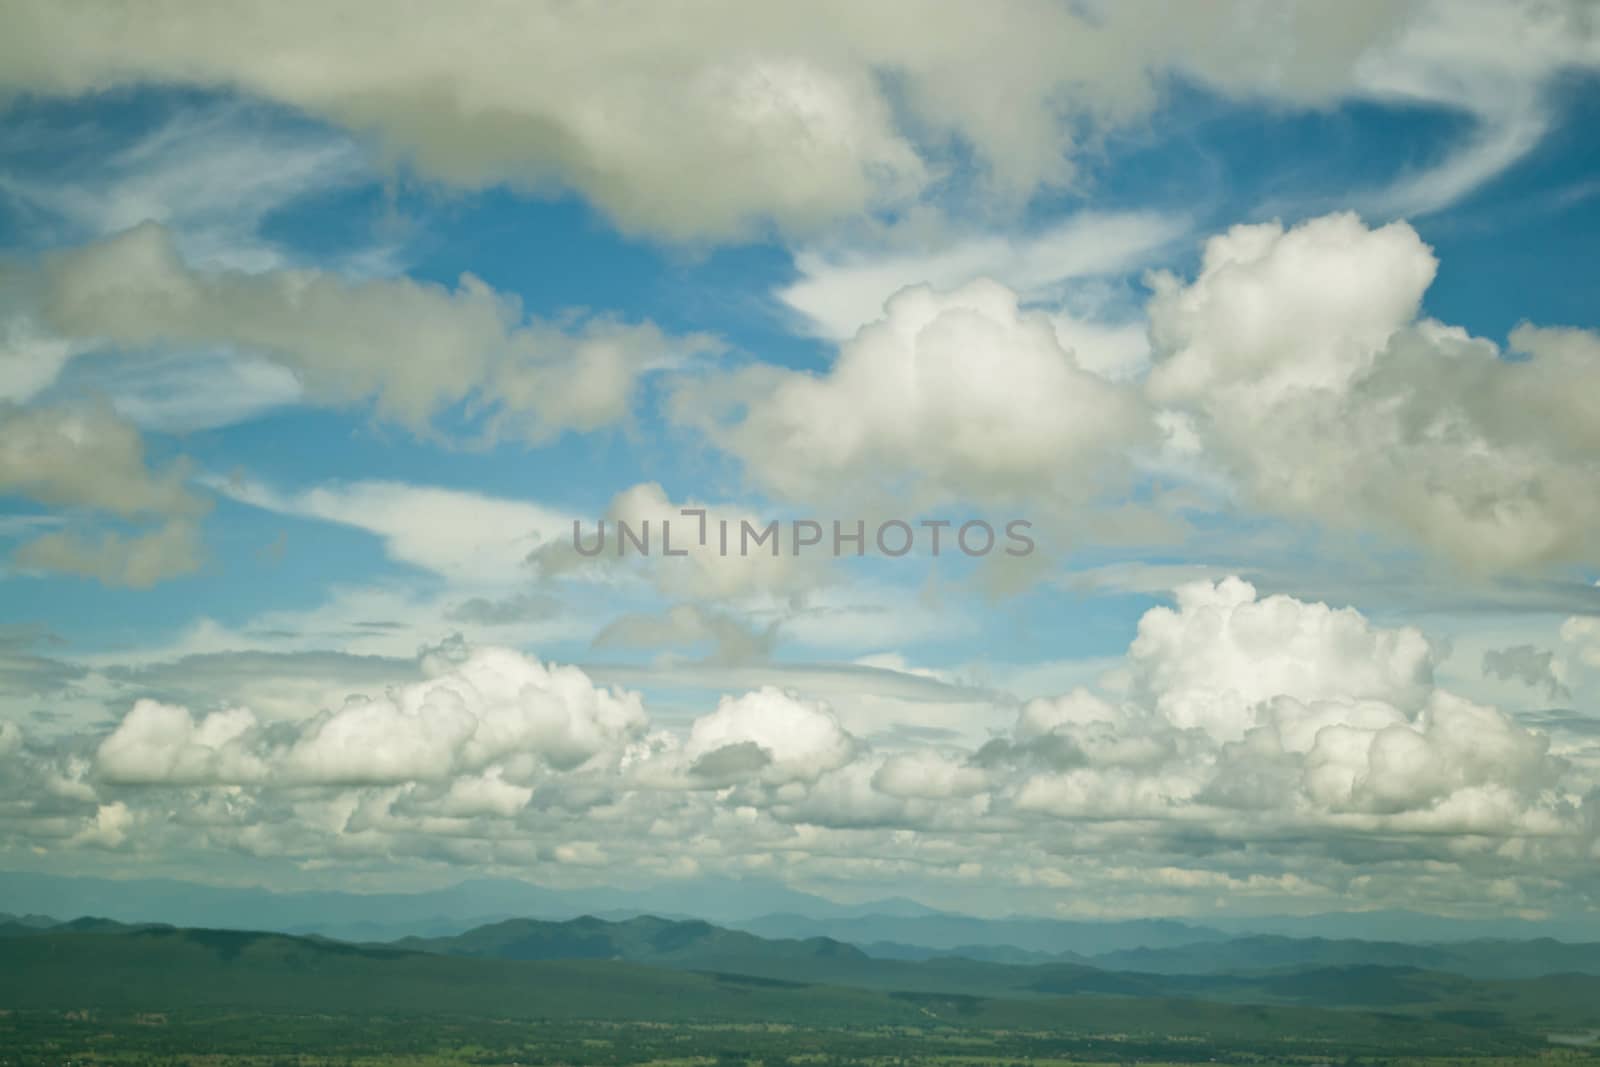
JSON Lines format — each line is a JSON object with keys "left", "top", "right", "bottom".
{"left": 2, "top": 2, "right": 1593, "bottom": 238}
{"left": 1296, "top": 691, "right": 1556, "bottom": 820}
{"left": 1147, "top": 213, "right": 1600, "bottom": 571}
{"left": 682, "top": 688, "right": 857, "bottom": 786}
{"left": 94, "top": 644, "right": 646, "bottom": 787}
{"left": 803, "top": 578, "right": 1578, "bottom": 853}
{"left": 97, "top": 702, "right": 266, "bottom": 785}
{"left": 1005, "top": 579, "right": 1574, "bottom": 846}
{"left": 5, "top": 581, "right": 1595, "bottom": 917}
{"left": 669, "top": 210, "right": 1598, "bottom": 576}
{"left": 677, "top": 280, "right": 1151, "bottom": 509}
{"left": 1126, "top": 576, "right": 1436, "bottom": 742}
{"left": 37, "top": 222, "right": 712, "bottom": 441}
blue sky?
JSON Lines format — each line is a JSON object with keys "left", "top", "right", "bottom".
{"left": 1, "top": 1, "right": 1599, "bottom": 924}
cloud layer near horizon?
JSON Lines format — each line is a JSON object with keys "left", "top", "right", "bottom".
{"left": 3, "top": 579, "right": 1595, "bottom": 918}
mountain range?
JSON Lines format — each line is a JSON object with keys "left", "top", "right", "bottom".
{"left": 10, "top": 869, "right": 1596, "bottom": 949}
{"left": 3, "top": 911, "right": 1598, "bottom": 1048}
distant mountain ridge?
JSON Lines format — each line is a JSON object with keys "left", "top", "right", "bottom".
{"left": 3, "top": 916, "right": 1599, "bottom": 1046}
{"left": 396, "top": 913, "right": 870, "bottom": 966}
{"left": 0, "top": 922, "right": 923, "bottom": 1028}
{"left": 0, "top": 870, "right": 943, "bottom": 941}
{"left": 731, "top": 912, "right": 1228, "bottom": 957}
{"left": 392, "top": 912, "right": 1600, "bottom": 988}
{"left": 4, "top": 869, "right": 1599, "bottom": 952}
{"left": 9, "top": 909, "right": 1594, "bottom": 985}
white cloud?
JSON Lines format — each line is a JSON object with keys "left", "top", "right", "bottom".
{"left": 72, "top": 578, "right": 594, "bottom": 685}
{"left": 1355, "top": 0, "right": 1600, "bottom": 216}
{"left": 1148, "top": 214, "right": 1436, "bottom": 405}
{"left": 1294, "top": 690, "right": 1557, "bottom": 817}
{"left": 434, "top": 771, "right": 535, "bottom": 819}
{"left": 95, "top": 645, "right": 647, "bottom": 787}
{"left": 778, "top": 212, "right": 1184, "bottom": 342}
{"left": 1046, "top": 311, "right": 1154, "bottom": 383}
{"left": 4, "top": 579, "right": 1592, "bottom": 914}
{"left": 12, "top": 518, "right": 204, "bottom": 588}
{"left": 39, "top": 222, "right": 711, "bottom": 440}
{"left": 3, "top": 2, "right": 1588, "bottom": 238}
{"left": 69, "top": 801, "right": 133, "bottom": 849}
{"left": 97, "top": 701, "right": 266, "bottom": 785}
{"left": 1147, "top": 212, "right": 1600, "bottom": 571}
{"left": 215, "top": 477, "right": 571, "bottom": 588}
{"left": 65, "top": 348, "right": 304, "bottom": 433}
{"left": 0, "top": 402, "right": 206, "bottom": 585}
{"left": 872, "top": 748, "right": 987, "bottom": 800}
{"left": 0, "top": 99, "right": 367, "bottom": 270}
{"left": 0, "top": 102, "right": 380, "bottom": 428}
{"left": 1005, "top": 579, "right": 1576, "bottom": 841}
{"left": 1, "top": 0, "right": 1596, "bottom": 906}
{"left": 0, "top": 317, "right": 82, "bottom": 405}
{"left": 683, "top": 687, "right": 857, "bottom": 785}
{"left": 0, "top": 402, "right": 198, "bottom": 519}
{"left": 1127, "top": 576, "right": 1435, "bottom": 742}
{"left": 677, "top": 279, "right": 1151, "bottom": 509}
{"left": 41, "top": 222, "right": 504, "bottom": 429}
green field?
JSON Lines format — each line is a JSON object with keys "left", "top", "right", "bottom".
{"left": 1, "top": 1010, "right": 1596, "bottom": 1067}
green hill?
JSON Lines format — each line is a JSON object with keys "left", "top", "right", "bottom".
{"left": 5, "top": 916, "right": 1598, "bottom": 1052}
{"left": 0, "top": 923, "right": 1556, "bottom": 1056}
{"left": 393, "top": 913, "right": 1600, "bottom": 1033}
{"left": 0, "top": 925, "right": 915, "bottom": 1026}
{"left": 401, "top": 914, "right": 1172, "bottom": 998}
